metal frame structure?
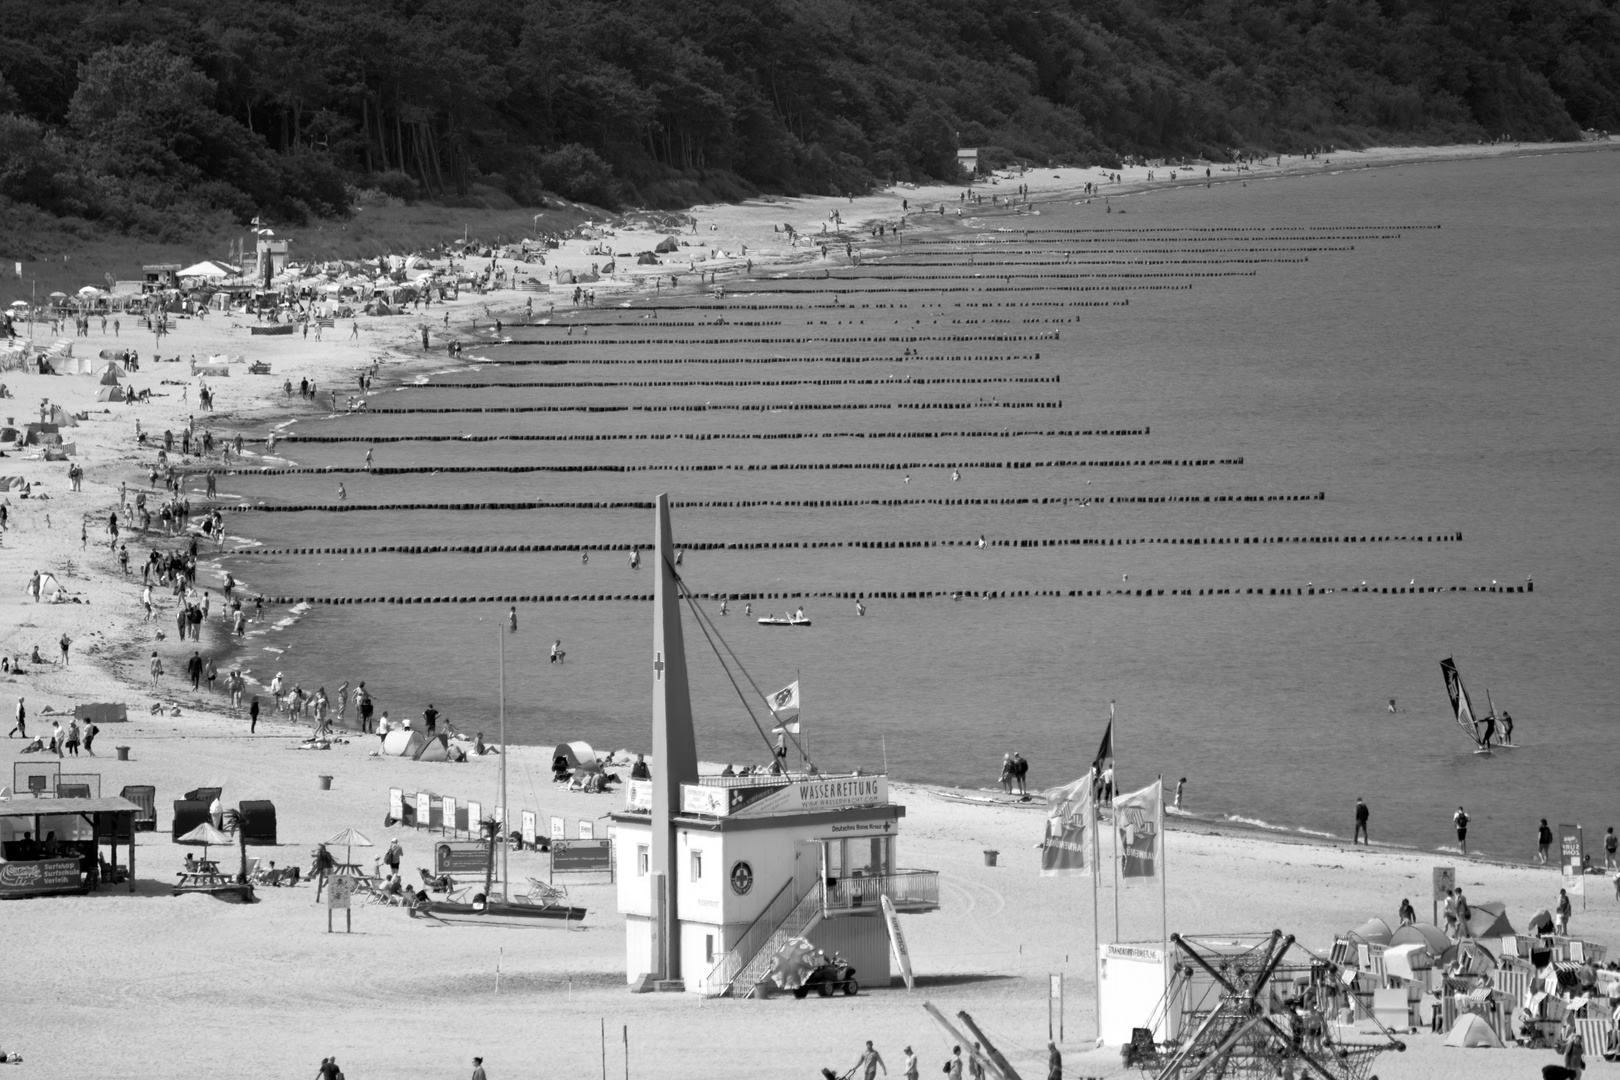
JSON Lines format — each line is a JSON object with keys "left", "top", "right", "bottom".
{"left": 1150, "top": 931, "right": 1404, "bottom": 1080}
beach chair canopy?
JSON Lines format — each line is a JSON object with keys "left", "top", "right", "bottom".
{"left": 1380, "top": 942, "right": 1430, "bottom": 981}
{"left": 1466, "top": 901, "right": 1515, "bottom": 939}
{"left": 1389, "top": 922, "right": 1454, "bottom": 960}
{"left": 549, "top": 741, "right": 600, "bottom": 772}
{"left": 1442, "top": 1013, "right": 1502, "bottom": 1048}
{"left": 1348, "top": 917, "right": 1393, "bottom": 947}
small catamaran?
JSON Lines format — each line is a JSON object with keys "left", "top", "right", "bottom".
{"left": 1439, "top": 657, "right": 1517, "bottom": 754}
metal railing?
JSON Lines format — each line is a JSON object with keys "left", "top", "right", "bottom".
{"left": 824, "top": 869, "right": 940, "bottom": 913}
{"left": 702, "top": 878, "right": 825, "bottom": 998}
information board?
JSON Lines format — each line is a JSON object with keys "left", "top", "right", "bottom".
{"left": 521, "top": 810, "right": 537, "bottom": 849}
{"left": 550, "top": 816, "right": 565, "bottom": 841}
{"left": 435, "top": 840, "right": 492, "bottom": 874}
{"left": 442, "top": 796, "right": 456, "bottom": 837}
{"left": 327, "top": 876, "right": 354, "bottom": 909}
{"left": 551, "top": 838, "right": 612, "bottom": 874}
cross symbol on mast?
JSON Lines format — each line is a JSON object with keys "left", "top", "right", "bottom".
{"left": 654, "top": 653, "right": 665, "bottom": 680}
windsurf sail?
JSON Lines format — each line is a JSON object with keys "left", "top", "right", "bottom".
{"left": 1440, "top": 657, "right": 1486, "bottom": 746}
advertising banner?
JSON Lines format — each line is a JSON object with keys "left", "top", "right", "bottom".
{"left": 1114, "top": 780, "right": 1163, "bottom": 880}
{"left": 1560, "top": 824, "right": 1585, "bottom": 896}
{"left": 1040, "top": 775, "right": 1093, "bottom": 877}
{"left": 0, "top": 858, "right": 81, "bottom": 897}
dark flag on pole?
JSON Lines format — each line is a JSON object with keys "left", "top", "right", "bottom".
{"left": 1091, "top": 720, "right": 1113, "bottom": 775}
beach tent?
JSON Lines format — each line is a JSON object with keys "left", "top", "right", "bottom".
{"left": 1526, "top": 908, "right": 1554, "bottom": 935}
{"left": 379, "top": 729, "right": 461, "bottom": 762}
{"left": 95, "top": 386, "right": 122, "bottom": 402}
{"left": 1442, "top": 1013, "right": 1502, "bottom": 1048}
{"left": 1389, "top": 923, "right": 1454, "bottom": 961}
{"left": 178, "top": 260, "right": 237, "bottom": 281}
{"left": 548, "top": 741, "right": 601, "bottom": 773}
{"left": 1348, "top": 917, "right": 1393, "bottom": 947}
{"left": 655, "top": 236, "right": 680, "bottom": 253}
{"left": 97, "top": 362, "right": 123, "bottom": 385}
{"left": 1466, "top": 901, "right": 1515, "bottom": 939}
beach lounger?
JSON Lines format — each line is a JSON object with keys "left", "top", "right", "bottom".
{"left": 515, "top": 877, "right": 570, "bottom": 908}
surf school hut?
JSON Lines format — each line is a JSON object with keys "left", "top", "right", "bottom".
{"left": 612, "top": 495, "right": 939, "bottom": 997}
{"left": 0, "top": 795, "right": 140, "bottom": 896}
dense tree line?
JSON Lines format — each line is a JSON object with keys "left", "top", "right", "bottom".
{"left": 0, "top": 0, "right": 1614, "bottom": 233}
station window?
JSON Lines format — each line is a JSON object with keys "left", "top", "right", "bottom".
{"left": 637, "top": 845, "right": 648, "bottom": 876}
{"left": 690, "top": 850, "right": 703, "bottom": 882}
{"left": 705, "top": 934, "right": 715, "bottom": 964}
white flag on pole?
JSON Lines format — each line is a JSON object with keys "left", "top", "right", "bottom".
{"left": 766, "top": 680, "right": 800, "bottom": 733}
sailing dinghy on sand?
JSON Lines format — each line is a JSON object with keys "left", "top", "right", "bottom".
{"left": 1439, "top": 657, "right": 1517, "bottom": 754}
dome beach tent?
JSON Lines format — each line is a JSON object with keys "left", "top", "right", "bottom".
{"left": 1347, "top": 916, "right": 1393, "bottom": 947}
{"left": 654, "top": 236, "right": 681, "bottom": 254}
{"left": 95, "top": 386, "right": 123, "bottom": 402}
{"left": 97, "top": 362, "right": 123, "bottom": 385}
{"left": 1442, "top": 1012, "right": 1502, "bottom": 1048}
{"left": 547, "top": 741, "right": 601, "bottom": 773}
{"left": 1389, "top": 922, "right": 1455, "bottom": 964}
{"left": 1465, "top": 901, "right": 1516, "bottom": 940}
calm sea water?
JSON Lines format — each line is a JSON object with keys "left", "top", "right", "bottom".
{"left": 214, "top": 150, "right": 1620, "bottom": 859}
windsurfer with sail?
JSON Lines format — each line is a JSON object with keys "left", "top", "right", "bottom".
{"left": 1475, "top": 712, "right": 1497, "bottom": 749}
{"left": 1499, "top": 711, "right": 1513, "bottom": 745}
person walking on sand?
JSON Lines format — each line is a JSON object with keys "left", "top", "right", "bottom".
{"left": 854, "top": 1041, "right": 887, "bottom": 1080}
{"left": 316, "top": 1056, "right": 340, "bottom": 1080}
{"left": 1353, "top": 798, "right": 1369, "bottom": 844}
{"left": 65, "top": 719, "right": 80, "bottom": 757}
{"left": 1047, "top": 1041, "right": 1061, "bottom": 1080}
{"left": 8, "top": 696, "right": 25, "bottom": 739}
{"left": 249, "top": 695, "right": 260, "bottom": 733}
{"left": 1556, "top": 888, "right": 1573, "bottom": 935}
{"left": 1537, "top": 819, "right": 1554, "bottom": 864}
{"left": 187, "top": 650, "right": 203, "bottom": 691}
{"left": 1175, "top": 777, "right": 1187, "bottom": 810}
{"left": 59, "top": 633, "right": 71, "bottom": 665}
{"left": 50, "top": 719, "right": 63, "bottom": 757}
{"left": 470, "top": 1057, "right": 487, "bottom": 1080}
{"left": 947, "top": 1045, "right": 964, "bottom": 1080}
{"left": 902, "top": 1046, "right": 919, "bottom": 1080}
{"left": 149, "top": 651, "right": 163, "bottom": 686}
{"left": 1605, "top": 826, "right": 1618, "bottom": 871}
{"left": 1453, "top": 806, "right": 1469, "bottom": 854}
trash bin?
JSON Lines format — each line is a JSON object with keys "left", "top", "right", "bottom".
{"left": 115, "top": 745, "right": 131, "bottom": 761}
{"left": 984, "top": 850, "right": 999, "bottom": 866}
{"left": 318, "top": 774, "right": 333, "bottom": 791}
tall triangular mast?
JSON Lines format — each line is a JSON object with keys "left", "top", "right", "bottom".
{"left": 650, "top": 493, "right": 700, "bottom": 980}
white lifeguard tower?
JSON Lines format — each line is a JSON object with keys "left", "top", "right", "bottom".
{"left": 613, "top": 496, "right": 940, "bottom": 996}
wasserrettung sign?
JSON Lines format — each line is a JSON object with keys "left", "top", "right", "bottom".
{"left": 679, "top": 775, "right": 889, "bottom": 818}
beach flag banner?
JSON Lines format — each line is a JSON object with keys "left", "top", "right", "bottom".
{"left": 550, "top": 816, "right": 565, "bottom": 841}
{"left": 1559, "top": 824, "right": 1584, "bottom": 896}
{"left": 579, "top": 820, "right": 594, "bottom": 840}
{"left": 880, "top": 894, "right": 916, "bottom": 990}
{"left": 1039, "top": 774, "right": 1094, "bottom": 876}
{"left": 442, "top": 796, "right": 456, "bottom": 837}
{"left": 1114, "top": 780, "right": 1162, "bottom": 879}
{"left": 521, "top": 810, "right": 537, "bottom": 848}
{"left": 766, "top": 680, "right": 801, "bottom": 733}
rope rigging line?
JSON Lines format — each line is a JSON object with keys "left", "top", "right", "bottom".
{"left": 671, "top": 562, "right": 813, "bottom": 771}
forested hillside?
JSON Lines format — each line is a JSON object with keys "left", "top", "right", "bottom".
{"left": 1, "top": 0, "right": 1615, "bottom": 234}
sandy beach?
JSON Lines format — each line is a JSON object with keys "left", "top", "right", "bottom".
{"left": 2, "top": 138, "right": 1616, "bottom": 1080}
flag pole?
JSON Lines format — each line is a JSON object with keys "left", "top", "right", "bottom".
{"left": 1110, "top": 701, "right": 1119, "bottom": 942}
{"left": 1159, "top": 772, "right": 1168, "bottom": 1005}
{"left": 1090, "top": 765, "right": 1101, "bottom": 1047}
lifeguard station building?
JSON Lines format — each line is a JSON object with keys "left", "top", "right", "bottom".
{"left": 614, "top": 496, "right": 939, "bottom": 996}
